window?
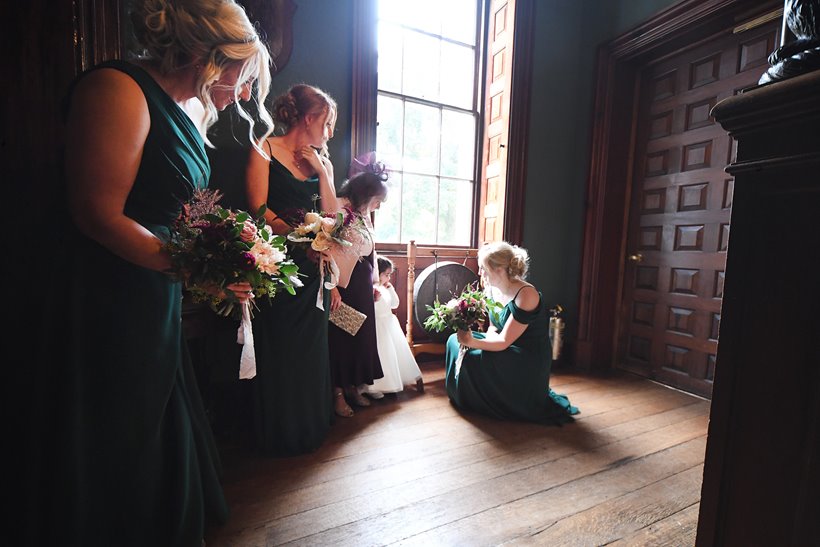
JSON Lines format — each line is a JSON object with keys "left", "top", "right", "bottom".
{"left": 373, "top": 0, "right": 482, "bottom": 246}
{"left": 351, "top": 0, "right": 533, "bottom": 248}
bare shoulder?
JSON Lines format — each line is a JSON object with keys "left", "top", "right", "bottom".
{"left": 71, "top": 67, "right": 146, "bottom": 112}
{"left": 65, "top": 67, "right": 149, "bottom": 151}
{"left": 514, "top": 283, "right": 540, "bottom": 312}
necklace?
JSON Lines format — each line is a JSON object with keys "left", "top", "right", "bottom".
{"left": 271, "top": 139, "right": 303, "bottom": 170}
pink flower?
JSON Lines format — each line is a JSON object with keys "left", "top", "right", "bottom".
{"left": 240, "top": 219, "right": 258, "bottom": 243}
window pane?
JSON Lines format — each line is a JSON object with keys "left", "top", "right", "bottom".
{"left": 438, "top": 179, "right": 473, "bottom": 245}
{"left": 401, "top": 174, "right": 438, "bottom": 243}
{"left": 440, "top": 42, "right": 475, "bottom": 109}
{"left": 403, "top": 102, "right": 440, "bottom": 174}
{"left": 440, "top": 110, "right": 476, "bottom": 179}
{"left": 374, "top": 173, "right": 401, "bottom": 243}
{"left": 401, "top": 0, "right": 441, "bottom": 35}
{"left": 376, "top": 94, "right": 404, "bottom": 171}
{"left": 377, "top": 0, "right": 404, "bottom": 24}
{"left": 377, "top": 22, "right": 402, "bottom": 94}
{"left": 402, "top": 30, "right": 440, "bottom": 102}
{"left": 442, "top": 0, "right": 477, "bottom": 44}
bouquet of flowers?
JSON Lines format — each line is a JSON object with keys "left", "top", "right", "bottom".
{"left": 164, "top": 188, "right": 301, "bottom": 379}
{"left": 286, "top": 196, "right": 368, "bottom": 309}
{"left": 423, "top": 282, "right": 501, "bottom": 377}
{"left": 423, "top": 282, "right": 501, "bottom": 333}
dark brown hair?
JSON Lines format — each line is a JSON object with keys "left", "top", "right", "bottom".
{"left": 337, "top": 171, "right": 389, "bottom": 213}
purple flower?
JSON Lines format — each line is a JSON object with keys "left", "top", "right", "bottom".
{"left": 200, "top": 224, "right": 230, "bottom": 242}
{"left": 238, "top": 251, "right": 256, "bottom": 271}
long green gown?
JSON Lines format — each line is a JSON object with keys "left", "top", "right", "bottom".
{"left": 250, "top": 156, "right": 333, "bottom": 456}
{"left": 445, "top": 288, "right": 580, "bottom": 424}
{"left": 26, "top": 61, "right": 228, "bottom": 546}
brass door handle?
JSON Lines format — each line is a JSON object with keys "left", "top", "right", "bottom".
{"left": 627, "top": 253, "right": 643, "bottom": 263}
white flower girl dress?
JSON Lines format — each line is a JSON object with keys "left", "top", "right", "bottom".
{"left": 368, "top": 283, "right": 422, "bottom": 393}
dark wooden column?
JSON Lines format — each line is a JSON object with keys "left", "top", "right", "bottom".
{"left": 696, "top": 68, "right": 820, "bottom": 545}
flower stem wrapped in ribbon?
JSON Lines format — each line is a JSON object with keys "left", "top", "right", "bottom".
{"left": 164, "top": 188, "right": 302, "bottom": 379}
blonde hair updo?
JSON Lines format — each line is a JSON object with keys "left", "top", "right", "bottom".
{"left": 130, "top": 0, "right": 275, "bottom": 154}
{"left": 478, "top": 241, "right": 530, "bottom": 280}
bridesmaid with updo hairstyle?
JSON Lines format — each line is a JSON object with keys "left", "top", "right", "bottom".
{"left": 245, "top": 83, "right": 340, "bottom": 456}
{"left": 445, "top": 241, "right": 580, "bottom": 424}
{"left": 23, "top": 0, "right": 274, "bottom": 545}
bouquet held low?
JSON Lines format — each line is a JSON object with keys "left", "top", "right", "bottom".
{"left": 164, "top": 188, "right": 302, "bottom": 379}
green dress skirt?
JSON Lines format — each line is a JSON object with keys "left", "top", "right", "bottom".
{"left": 445, "top": 289, "right": 579, "bottom": 424}
{"left": 249, "top": 156, "right": 334, "bottom": 456}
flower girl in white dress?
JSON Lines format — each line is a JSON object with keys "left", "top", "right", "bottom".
{"left": 367, "top": 257, "right": 423, "bottom": 394}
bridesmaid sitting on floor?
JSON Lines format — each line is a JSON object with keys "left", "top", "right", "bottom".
{"left": 445, "top": 241, "right": 580, "bottom": 424}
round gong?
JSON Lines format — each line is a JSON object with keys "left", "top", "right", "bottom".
{"left": 413, "top": 261, "right": 479, "bottom": 342}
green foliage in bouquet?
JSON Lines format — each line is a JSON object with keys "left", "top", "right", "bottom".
{"left": 423, "top": 282, "right": 502, "bottom": 333}
{"left": 164, "top": 189, "right": 302, "bottom": 318}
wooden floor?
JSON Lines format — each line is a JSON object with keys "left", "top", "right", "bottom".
{"left": 204, "top": 362, "right": 709, "bottom": 546}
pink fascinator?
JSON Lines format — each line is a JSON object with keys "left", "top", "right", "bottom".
{"left": 348, "top": 151, "right": 388, "bottom": 180}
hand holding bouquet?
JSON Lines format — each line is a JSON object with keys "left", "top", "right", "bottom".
{"left": 164, "top": 189, "right": 301, "bottom": 379}
{"left": 423, "top": 282, "right": 501, "bottom": 333}
{"left": 286, "top": 199, "right": 368, "bottom": 310}
{"left": 423, "top": 282, "right": 500, "bottom": 376}
{"left": 165, "top": 189, "right": 300, "bottom": 317}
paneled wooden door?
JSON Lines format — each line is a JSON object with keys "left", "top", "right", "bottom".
{"left": 478, "top": 0, "right": 515, "bottom": 244}
{"left": 615, "top": 20, "right": 780, "bottom": 398}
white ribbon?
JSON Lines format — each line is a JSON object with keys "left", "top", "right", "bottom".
{"left": 454, "top": 344, "right": 468, "bottom": 378}
{"left": 237, "top": 300, "right": 256, "bottom": 379}
{"left": 315, "top": 254, "right": 340, "bottom": 310}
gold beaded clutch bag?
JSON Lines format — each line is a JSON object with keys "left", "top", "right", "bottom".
{"left": 329, "top": 302, "right": 367, "bottom": 336}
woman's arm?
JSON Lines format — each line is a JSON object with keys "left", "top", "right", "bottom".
{"left": 457, "top": 319, "right": 528, "bottom": 351}
{"left": 318, "top": 155, "right": 338, "bottom": 212}
{"left": 246, "top": 143, "right": 290, "bottom": 235}
{"left": 64, "top": 68, "right": 170, "bottom": 272}
{"left": 298, "top": 148, "right": 338, "bottom": 213}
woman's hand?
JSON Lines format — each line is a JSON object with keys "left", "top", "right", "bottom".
{"left": 226, "top": 282, "right": 255, "bottom": 304}
{"left": 457, "top": 329, "right": 473, "bottom": 347}
{"left": 373, "top": 287, "right": 381, "bottom": 301}
{"left": 297, "top": 146, "right": 324, "bottom": 175}
{"left": 330, "top": 287, "right": 342, "bottom": 311}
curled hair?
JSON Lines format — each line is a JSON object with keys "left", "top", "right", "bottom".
{"left": 479, "top": 241, "right": 530, "bottom": 280}
{"left": 377, "top": 256, "right": 394, "bottom": 275}
{"left": 271, "top": 84, "right": 337, "bottom": 157}
{"left": 129, "top": 0, "right": 274, "bottom": 155}
{"left": 337, "top": 170, "right": 389, "bottom": 213}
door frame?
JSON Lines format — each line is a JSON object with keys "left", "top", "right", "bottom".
{"left": 574, "top": 0, "right": 782, "bottom": 373}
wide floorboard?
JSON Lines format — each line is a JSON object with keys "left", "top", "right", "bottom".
{"left": 204, "top": 363, "right": 708, "bottom": 546}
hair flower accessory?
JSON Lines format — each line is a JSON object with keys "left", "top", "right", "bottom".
{"left": 348, "top": 150, "right": 388, "bottom": 181}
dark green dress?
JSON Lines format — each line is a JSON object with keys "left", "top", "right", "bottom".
{"left": 250, "top": 156, "right": 333, "bottom": 456}
{"left": 28, "top": 61, "right": 228, "bottom": 547}
{"left": 444, "top": 288, "right": 579, "bottom": 424}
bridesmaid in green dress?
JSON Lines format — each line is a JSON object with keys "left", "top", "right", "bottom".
{"left": 25, "top": 2, "right": 274, "bottom": 545}
{"left": 445, "top": 242, "right": 580, "bottom": 424}
{"left": 245, "top": 84, "right": 340, "bottom": 456}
